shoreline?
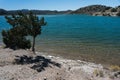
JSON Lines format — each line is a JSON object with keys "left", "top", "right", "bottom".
{"left": 0, "top": 48, "right": 120, "bottom": 80}
{"left": 35, "top": 47, "right": 120, "bottom": 66}
{"left": 0, "top": 44, "right": 120, "bottom": 66}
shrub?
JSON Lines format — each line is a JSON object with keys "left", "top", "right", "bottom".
{"left": 2, "top": 12, "right": 32, "bottom": 50}
{"left": 19, "top": 12, "right": 47, "bottom": 53}
{"left": 111, "top": 8, "right": 117, "bottom": 12}
{"left": 2, "top": 12, "right": 46, "bottom": 51}
{"left": 2, "top": 26, "right": 31, "bottom": 50}
{"left": 117, "top": 12, "right": 120, "bottom": 16}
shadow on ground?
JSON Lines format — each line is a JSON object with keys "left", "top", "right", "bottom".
{"left": 14, "top": 55, "right": 61, "bottom": 72}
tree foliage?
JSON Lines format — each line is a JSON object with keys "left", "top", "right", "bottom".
{"left": 111, "top": 8, "right": 117, "bottom": 12}
{"left": 2, "top": 12, "right": 46, "bottom": 52}
{"left": 2, "top": 25, "right": 31, "bottom": 50}
{"left": 19, "top": 12, "right": 47, "bottom": 53}
{"left": 2, "top": 13, "right": 30, "bottom": 50}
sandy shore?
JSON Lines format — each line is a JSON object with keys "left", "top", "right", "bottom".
{"left": 0, "top": 48, "right": 120, "bottom": 80}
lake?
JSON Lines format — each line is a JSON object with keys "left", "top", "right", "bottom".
{"left": 0, "top": 15, "right": 120, "bottom": 65}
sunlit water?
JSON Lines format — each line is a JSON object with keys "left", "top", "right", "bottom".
{"left": 0, "top": 15, "right": 120, "bottom": 65}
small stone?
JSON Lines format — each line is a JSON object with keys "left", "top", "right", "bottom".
{"left": 114, "top": 71, "right": 120, "bottom": 78}
{"left": 43, "top": 77, "right": 47, "bottom": 80}
{"left": 68, "top": 67, "right": 71, "bottom": 71}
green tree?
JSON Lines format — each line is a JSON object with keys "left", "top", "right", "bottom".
{"left": 18, "top": 12, "right": 47, "bottom": 53}
{"left": 2, "top": 13, "right": 31, "bottom": 50}
{"left": 2, "top": 12, "right": 46, "bottom": 52}
{"left": 24, "top": 12, "right": 47, "bottom": 53}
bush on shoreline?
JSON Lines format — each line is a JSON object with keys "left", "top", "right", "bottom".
{"left": 2, "top": 12, "right": 46, "bottom": 51}
{"left": 2, "top": 26, "right": 31, "bottom": 50}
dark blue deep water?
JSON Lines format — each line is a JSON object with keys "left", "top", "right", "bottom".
{"left": 0, "top": 15, "right": 120, "bottom": 65}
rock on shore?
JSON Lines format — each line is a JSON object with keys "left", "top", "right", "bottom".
{"left": 0, "top": 48, "right": 120, "bottom": 80}
{"left": 92, "top": 12, "right": 119, "bottom": 16}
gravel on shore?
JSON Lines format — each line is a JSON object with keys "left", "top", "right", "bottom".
{"left": 0, "top": 48, "right": 120, "bottom": 80}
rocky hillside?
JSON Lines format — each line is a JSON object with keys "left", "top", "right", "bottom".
{"left": 93, "top": 6, "right": 120, "bottom": 16}
{"left": 0, "top": 5, "right": 120, "bottom": 16}
{"left": 71, "top": 5, "right": 120, "bottom": 16}
{"left": 71, "top": 5, "right": 112, "bottom": 15}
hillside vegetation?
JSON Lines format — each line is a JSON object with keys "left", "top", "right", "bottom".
{"left": 71, "top": 5, "right": 112, "bottom": 14}
{"left": 71, "top": 5, "right": 120, "bottom": 16}
{"left": 0, "top": 9, "right": 71, "bottom": 15}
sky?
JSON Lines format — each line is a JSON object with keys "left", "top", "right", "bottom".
{"left": 0, "top": 0, "right": 120, "bottom": 10}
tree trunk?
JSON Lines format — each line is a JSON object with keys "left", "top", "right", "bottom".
{"left": 32, "top": 36, "right": 35, "bottom": 54}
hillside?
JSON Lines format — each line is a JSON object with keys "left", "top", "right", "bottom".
{"left": 0, "top": 9, "right": 7, "bottom": 15}
{"left": 0, "top": 9, "right": 71, "bottom": 15}
{"left": 0, "top": 5, "right": 120, "bottom": 16}
{"left": 71, "top": 5, "right": 112, "bottom": 15}
{"left": 71, "top": 5, "right": 120, "bottom": 16}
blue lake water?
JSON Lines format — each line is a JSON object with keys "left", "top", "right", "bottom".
{"left": 0, "top": 15, "right": 120, "bottom": 65}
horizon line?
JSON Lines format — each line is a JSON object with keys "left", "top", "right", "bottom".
{"left": 1, "top": 4, "right": 120, "bottom": 11}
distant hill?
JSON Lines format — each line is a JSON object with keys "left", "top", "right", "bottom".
{"left": 0, "top": 5, "right": 120, "bottom": 16}
{"left": 71, "top": 5, "right": 120, "bottom": 16}
{"left": 71, "top": 5, "right": 112, "bottom": 15}
{"left": 0, "top": 9, "right": 7, "bottom": 15}
{"left": 0, "top": 9, "right": 72, "bottom": 15}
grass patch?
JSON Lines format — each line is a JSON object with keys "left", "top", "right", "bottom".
{"left": 109, "top": 65, "right": 120, "bottom": 71}
{"left": 93, "top": 69, "right": 104, "bottom": 77}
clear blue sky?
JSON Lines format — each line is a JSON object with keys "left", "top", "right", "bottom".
{"left": 0, "top": 0, "right": 120, "bottom": 10}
